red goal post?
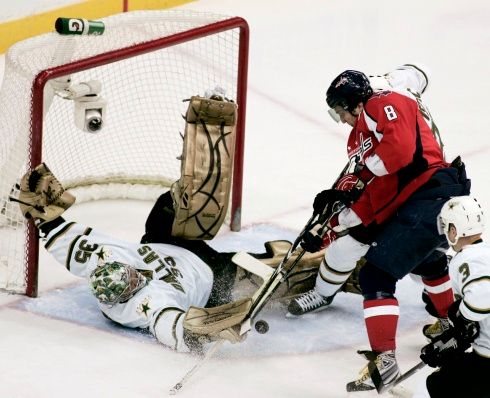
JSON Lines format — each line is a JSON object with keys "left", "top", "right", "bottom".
{"left": 0, "top": 10, "right": 249, "bottom": 297}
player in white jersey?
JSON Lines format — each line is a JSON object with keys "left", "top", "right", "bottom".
{"left": 416, "top": 196, "right": 490, "bottom": 397}
{"left": 14, "top": 164, "right": 252, "bottom": 354}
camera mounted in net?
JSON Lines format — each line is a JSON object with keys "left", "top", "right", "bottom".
{"left": 69, "top": 80, "right": 106, "bottom": 133}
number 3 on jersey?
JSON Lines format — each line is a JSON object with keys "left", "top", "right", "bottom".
{"left": 384, "top": 105, "right": 398, "bottom": 121}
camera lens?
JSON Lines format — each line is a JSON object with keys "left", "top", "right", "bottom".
{"left": 85, "top": 109, "right": 103, "bottom": 132}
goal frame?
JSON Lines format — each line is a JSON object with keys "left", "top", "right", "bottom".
{"left": 24, "top": 17, "right": 249, "bottom": 297}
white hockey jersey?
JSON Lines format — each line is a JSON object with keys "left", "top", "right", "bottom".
{"left": 43, "top": 221, "right": 214, "bottom": 352}
{"left": 449, "top": 241, "right": 490, "bottom": 357}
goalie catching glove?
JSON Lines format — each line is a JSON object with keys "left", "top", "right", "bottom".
{"left": 12, "top": 163, "right": 75, "bottom": 225}
{"left": 183, "top": 298, "right": 251, "bottom": 353}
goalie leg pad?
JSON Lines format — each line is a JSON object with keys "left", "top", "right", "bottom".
{"left": 171, "top": 96, "right": 237, "bottom": 240}
{"left": 239, "top": 240, "right": 326, "bottom": 300}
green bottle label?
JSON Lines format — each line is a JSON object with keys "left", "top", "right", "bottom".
{"left": 55, "top": 18, "right": 105, "bottom": 36}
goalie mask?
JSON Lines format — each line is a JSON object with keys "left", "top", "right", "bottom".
{"left": 89, "top": 262, "right": 147, "bottom": 306}
{"left": 437, "top": 196, "right": 485, "bottom": 245}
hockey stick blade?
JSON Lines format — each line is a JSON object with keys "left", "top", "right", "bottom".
{"left": 391, "top": 361, "right": 426, "bottom": 388}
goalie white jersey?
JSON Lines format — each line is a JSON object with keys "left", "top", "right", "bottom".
{"left": 43, "top": 221, "right": 214, "bottom": 352}
{"left": 449, "top": 241, "right": 490, "bottom": 357}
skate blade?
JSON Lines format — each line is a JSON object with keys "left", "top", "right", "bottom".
{"left": 346, "top": 381, "right": 375, "bottom": 393}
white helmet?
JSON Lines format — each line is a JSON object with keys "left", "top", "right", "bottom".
{"left": 437, "top": 196, "right": 485, "bottom": 245}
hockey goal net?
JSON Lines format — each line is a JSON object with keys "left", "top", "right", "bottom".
{"left": 0, "top": 10, "right": 249, "bottom": 297}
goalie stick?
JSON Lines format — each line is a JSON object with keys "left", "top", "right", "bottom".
{"left": 167, "top": 216, "right": 332, "bottom": 395}
{"left": 238, "top": 212, "right": 332, "bottom": 335}
{"left": 168, "top": 162, "right": 351, "bottom": 394}
{"left": 169, "top": 340, "right": 224, "bottom": 395}
{"left": 238, "top": 161, "right": 352, "bottom": 333}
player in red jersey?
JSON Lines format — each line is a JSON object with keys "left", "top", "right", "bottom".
{"left": 287, "top": 66, "right": 471, "bottom": 392}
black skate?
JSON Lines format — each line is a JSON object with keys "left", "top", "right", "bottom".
{"left": 286, "top": 289, "right": 335, "bottom": 317}
{"left": 346, "top": 350, "right": 400, "bottom": 393}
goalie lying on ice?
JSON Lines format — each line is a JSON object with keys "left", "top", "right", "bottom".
{"left": 14, "top": 163, "right": 330, "bottom": 353}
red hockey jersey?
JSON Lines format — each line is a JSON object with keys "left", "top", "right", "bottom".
{"left": 347, "top": 90, "right": 447, "bottom": 225}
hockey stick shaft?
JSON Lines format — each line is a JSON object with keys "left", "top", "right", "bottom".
{"left": 393, "top": 361, "right": 426, "bottom": 386}
{"left": 243, "top": 215, "right": 316, "bottom": 321}
{"left": 246, "top": 248, "right": 308, "bottom": 321}
{"left": 242, "top": 161, "right": 352, "bottom": 324}
{"left": 244, "top": 192, "right": 347, "bottom": 323}
{"left": 169, "top": 340, "right": 224, "bottom": 395}
{"left": 370, "top": 360, "right": 426, "bottom": 394}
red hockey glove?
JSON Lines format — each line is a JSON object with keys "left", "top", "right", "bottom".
{"left": 335, "top": 166, "right": 374, "bottom": 191}
{"left": 336, "top": 173, "right": 363, "bottom": 191}
{"left": 301, "top": 217, "right": 342, "bottom": 253}
{"left": 334, "top": 166, "right": 374, "bottom": 202}
{"left": 312, "top": 189, "right": 354, "bottom": 216}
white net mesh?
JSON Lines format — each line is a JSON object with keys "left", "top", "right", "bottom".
{"left": 0, "top": 10, "right": 246, "bottom": 295}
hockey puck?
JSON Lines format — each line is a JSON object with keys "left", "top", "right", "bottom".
{"left": 254, "top": 320, "right": 269, "bottom": 334}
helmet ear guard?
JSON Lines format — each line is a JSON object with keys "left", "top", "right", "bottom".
{"left": 438, "top": 196, "right": 485, "bottom": 245}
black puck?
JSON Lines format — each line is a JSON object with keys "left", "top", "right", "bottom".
{"left": 254, "top": 320, "right": 269, "bottom": 334}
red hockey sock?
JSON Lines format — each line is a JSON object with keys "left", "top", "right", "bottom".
{"left": 363, "top": 298, "right": 399, "bottom": 352}
{"left": 423, "top": 274, "right": 454, "bottom": 317}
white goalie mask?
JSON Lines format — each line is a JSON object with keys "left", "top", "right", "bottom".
{"left": 437, "top": 196, "right": 485, "bottom": 245}
{"left": 89, "top": 261, "right": 147, "bottom": 306}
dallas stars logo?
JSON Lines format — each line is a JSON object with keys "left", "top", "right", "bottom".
{"left": 95, "top": 247, "right": 112, "bottom": 264}
{"left": 137, "top": 297, "right": 151, "bottom": 317}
